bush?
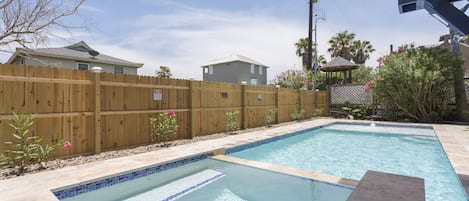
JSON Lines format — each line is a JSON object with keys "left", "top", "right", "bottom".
{"left": 0, "top": 113, "right": 69, "bottom": 175}
{"left": 342, "top": 103, "right": 372, "bottom": 120}
{"left": 313, "top": 108, "right": 323, "bottom": 117}
{"left": 225, "top": 110, "right": 240, "bottom": 134}
{"left": 370, "top": 46, "right": 463, "bottom": 122}
{"left": 265, "top": 108, "right": 278, "bottom": 127}
{"left": 149, "top": 110, "right": 178, "bottom": 146}
{"left": 291, "top": 109, "right": 305, "bottom": 121}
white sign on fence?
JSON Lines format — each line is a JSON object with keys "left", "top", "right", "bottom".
{"left": 153, "top": 89, "right": 162, "bottom": 101}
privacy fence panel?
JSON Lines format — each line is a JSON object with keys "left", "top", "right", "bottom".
{"left": 329, "top": 84, "right": 372, "bottom": 105}
{"left": 0, "top": 64, "right": 328, "bottom": 157}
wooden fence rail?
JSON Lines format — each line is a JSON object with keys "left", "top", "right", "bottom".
{"left": 0, "top": 64, "right": 327, "bottom": 157}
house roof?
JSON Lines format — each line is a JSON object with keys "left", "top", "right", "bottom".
{"left": 6, "top": 41, "right": 143, "bottom": 68}
{"left": 201, "top": 54, "right": 268, "bottom": 67}
{"left": 320, "top": 56, "right": 359, "bottom": 72}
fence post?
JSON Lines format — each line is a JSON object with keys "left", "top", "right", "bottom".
{"left": 189, "top": 81, "right": 195, "bottom": 138}
{"left": 91, "top": 67, "right": 102, "bottom": 154}
{"left": 241, "top": 84, "right": 248, "bottom": 129}
{"left": 275, "top": 86, "right": 280, "bottom": 123}
{"left": 298, "top": 90, "right": 302, "bottom": 112}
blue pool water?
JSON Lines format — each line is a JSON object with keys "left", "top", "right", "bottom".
{"left": 58, "top": 158, "right": 352, "bottom": 201}
{"left": 230, "top": 123, "right": 468, "bottom": 201}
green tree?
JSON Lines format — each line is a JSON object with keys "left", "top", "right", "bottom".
{"left": 352, "top": 40, "right": 375, "bottom": 64}
{"left": 328, "top": 31, "right": 355, "bottom": 60}
{"left": 371, "top": 46, "right": 463, "bottom": 122}
{"left": 156, "top": 66, "right": 172, "bottom": 78}
{"left": 352, "top": 65, "right": 373, "bottom": 84}
{"left": 271, "top": 70, "right": 307, "bottom": 89}
{"left": 295, "top": 37, "right": 326, "bottom": 70}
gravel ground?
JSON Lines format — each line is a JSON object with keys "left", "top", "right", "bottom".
{"left": 0, "top": 120, "right": 306, "bottom": 180}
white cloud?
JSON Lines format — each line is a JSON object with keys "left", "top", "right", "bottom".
{"left": 87, "top": 6, "right": 308, "bottom": 81}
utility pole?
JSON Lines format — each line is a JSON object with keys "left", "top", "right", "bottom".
{"left": 307, "top": 0, "right": 314, "bottom": 72}
{"left": 313, "top": 16, "right": 325, "bottom": 90}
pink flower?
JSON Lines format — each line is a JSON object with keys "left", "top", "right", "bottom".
{"left": 364, "top": 81, "right": 373, "bottom": 93}
{"left": 63, "top": 141, "right": 72, "bottom": 149}
{"left": 377, "top": 77, "right": 384, "bottom": 81}
{"left": 167, "top": 110, "right": 176, "bottom": 117}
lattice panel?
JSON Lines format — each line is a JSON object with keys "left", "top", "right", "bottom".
{"left": 330, "top": 84, "right": 373, "bottom": 104}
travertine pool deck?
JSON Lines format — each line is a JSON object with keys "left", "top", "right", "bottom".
{"left": 0, "top": 119, "right": 467, "bottom": 201}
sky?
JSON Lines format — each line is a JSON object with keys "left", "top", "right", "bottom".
{"left": 1, "top": 0, "right": 466, "bottom": 82}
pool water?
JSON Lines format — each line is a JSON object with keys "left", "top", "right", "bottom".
{"left": 230, "top": 123, "right": 468, "bottom": 201}
{"left": 60, "top": 158, "right": 352, "bottom": 201}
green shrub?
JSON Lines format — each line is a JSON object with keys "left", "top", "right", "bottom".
{"left": 313, "top": 108, "right": 323, "bottom": 117}
{"left": 371, "top": 46, "right": 462, "bottom": 122}
{"left": 265, "top": 108, "right": 278, "bottom": 127}
{"left": 225, "top": 110, "right": 240, "bottom": 134}
{"left": 291, "top": 109, "right": 305, "bottom": 121}
{"left": 0, "top": 113, "right": 68, "bottom": 175}
{"left": 342, "top": 103, "right": 372, "bottom": 120}
{"left": 149, "top": 110, "right": 178, "bottom": 146}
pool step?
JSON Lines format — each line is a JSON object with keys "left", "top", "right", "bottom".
{"left": 124, "top": 169, "right": 225, "bottom": 201}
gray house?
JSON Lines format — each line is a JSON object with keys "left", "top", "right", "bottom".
{"left": 201, "top": 55, "right": 268, "bottom": 85}
{"left": 6, "top": 41, "right": 143, "bottom": 74}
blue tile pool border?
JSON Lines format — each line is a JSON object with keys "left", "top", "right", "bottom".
{"left": 225, "top": 121, "right": 433, "bottom": 155}
{"left": 52, "top": 153, "right": 210, "bottom": 200}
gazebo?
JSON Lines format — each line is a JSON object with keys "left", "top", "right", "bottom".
{"left": 320, "top": 56, "right": 359, "bottom": 85}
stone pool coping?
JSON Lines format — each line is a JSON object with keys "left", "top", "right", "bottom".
{"left": 0, "top": 119, "right": 467, "bottom": 201}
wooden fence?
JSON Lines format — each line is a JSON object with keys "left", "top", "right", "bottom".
{"left": 0, "top": 64, "right": 327, "bottom": 157}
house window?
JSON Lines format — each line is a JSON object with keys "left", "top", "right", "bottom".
{"left": 259, "top": 66, "right": 263, "bottom": 75}
{"left": 114, "top": 66, "right": 124, "bottom": 74}
{"left": 250, "top": 64, "right": 255, "bottom": 74}
{"left": 250, "top": 78, "right": 258, "bottom": 85}
{"left": 19, "top": 58, "right": 25, "bottom": 64}
{"left": 204, "top": 67, "right": 209, "bottom": 74}
{"left": 76, "top": 63, "right": 89, "bottom": 70}
{"left": 209, "top": 66, "right": 214, "bottom": 75}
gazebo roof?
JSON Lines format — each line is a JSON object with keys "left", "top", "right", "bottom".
{"left": 320, "top": 56, "right": 359, "bottom": 72}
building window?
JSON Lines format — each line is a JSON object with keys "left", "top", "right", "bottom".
{"left": 250, "top": 64, "right": 255, "bottom": 74}
{"left": 19, "top": 58, "right": 25, "bottom": 64}
{"left": 76, "top": 63, "right": 89, "bottom": 70}
{"left": 209, "top": 66, "right": 214, "bottom": 75}
{"left": 114, "top": 66, "right": 124, "bottom": 74}
{"left": 259, "top": 66, "right": 263, "bottom": 75}
{"left": 204, "top": 67, "right": 209, "bottom": 74}
{"left": 250, "top": 78, "right": 258, "bottom": 85}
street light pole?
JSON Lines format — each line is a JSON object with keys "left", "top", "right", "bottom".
{"left": 307, "top": 0, "right": 314, "bottom": 72}
{"left": 313, "top": 16, "right": 325, "bottom": 91}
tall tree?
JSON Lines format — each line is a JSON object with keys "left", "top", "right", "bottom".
{"left": 327, "top": 31, "right": 355, "bottom": 60}
{"left": 295, "top": 37, "right": 310, "bottom": 69}
{"left": 156, "top": 66, "right": 172, "bottom": 78}
{"left": 0, "top": 0, "right": 87, "bottom": 52}
{"left": 295, "top": 37, "right": 325, "bottom": 70}
{"left": 351, "top": 40, "right": 375, "bottom": 64}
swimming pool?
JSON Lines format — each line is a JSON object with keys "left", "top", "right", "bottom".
{"left": 54, "top": 156, "right": 353, "bottom": 201}
{"left": 229, "top": 122, "right": 468, "bottom": 201}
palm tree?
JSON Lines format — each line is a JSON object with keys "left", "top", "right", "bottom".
{"left": 295, "top": 38, "right": 309, "bottom": 69}
{"left": 327, "top": 31, "right": 355, "bottom": 60}
{"left": 318, "top": 55, "right": 327, "bottom": 66}
{"left": 351, "top": 40, "right": 375, "bottom": 64}
{"left": 156, "top": 66, "right": 172, "bottom": 78}
{"left": 295, "top": 37, "right": 317, "bottom": 70}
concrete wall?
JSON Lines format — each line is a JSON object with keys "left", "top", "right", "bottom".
{"left": 202, "top": 61, "right": 267, "bottom": 85}
{"left": 11, "top": 56, "right": 138, "bottom": 74}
